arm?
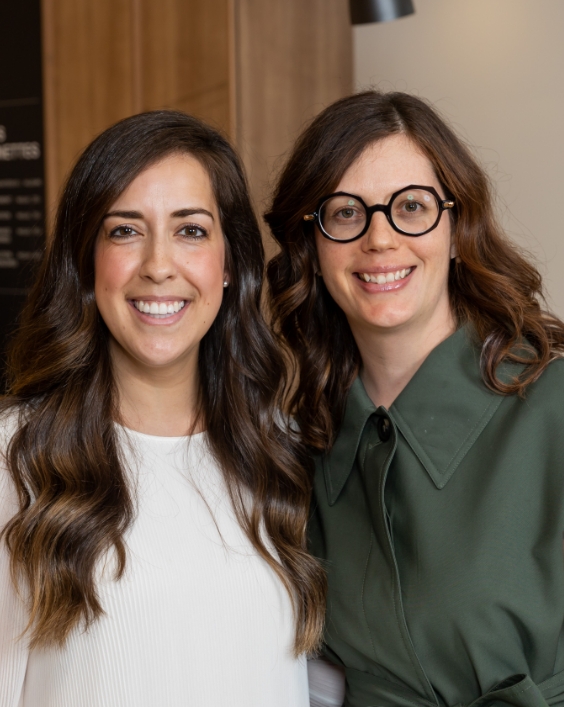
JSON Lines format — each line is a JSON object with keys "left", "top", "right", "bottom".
{"left": 308, "top": 656, "right": 346, "bottom": 707}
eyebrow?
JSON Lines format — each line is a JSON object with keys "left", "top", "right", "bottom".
{"left": 103, "top": 208, "right": 215, "bottom": 220}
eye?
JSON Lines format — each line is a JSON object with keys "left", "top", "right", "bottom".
{"left": 178, "top": 223, "right": 207, "bottom": 239}
{"left": 397, "top": 199, "right": 425, "bottom": 214}
{"left": 109, "top": 224, "right": 139, "bottom": 239}
{"left": 332, "top": 206, "right": 364, "bottom": 222}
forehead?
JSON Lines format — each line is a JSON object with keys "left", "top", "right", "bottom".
{"left": 336, "top": 134, "right": 439, "bottom": 196}
{"left": 111, "top": 153, "right": 217, "bottom": 210}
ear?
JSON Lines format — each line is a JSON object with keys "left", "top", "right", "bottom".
{"left": 450, "top": 241, "right": 458, "bottom": 260}
{"left": 223, "top": 272, "right": 230, "bottom": 288}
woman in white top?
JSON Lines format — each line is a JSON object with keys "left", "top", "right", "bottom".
{"left": 0, "top": 110, "right": 325, "bottom": 707}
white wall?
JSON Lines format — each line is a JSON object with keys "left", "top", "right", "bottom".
{"left": 354, "top": 0, "right": 564, "bottom": 315}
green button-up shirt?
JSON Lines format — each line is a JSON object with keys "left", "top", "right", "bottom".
{"left": 309, "top": 327, "right": 564, "bottom": 707}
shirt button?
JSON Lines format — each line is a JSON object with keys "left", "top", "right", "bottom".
{"left": 377, "top": 416, "right": 391, "bottom": 442}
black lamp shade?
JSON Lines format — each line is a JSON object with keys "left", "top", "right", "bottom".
{"left": 350, "top": 0, "right": 415, "bottom": 24}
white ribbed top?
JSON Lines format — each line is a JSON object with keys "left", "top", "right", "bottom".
{"left": 0, "top": 424, "right": 309, "bottom": 707}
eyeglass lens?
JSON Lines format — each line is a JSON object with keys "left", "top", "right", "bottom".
{"left": 319, "top": 188, "right": 440, "bottom": 239}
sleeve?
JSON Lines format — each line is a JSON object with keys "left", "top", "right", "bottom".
{"left": 0, "top": 458, "right": 30, "bottom": 706}
{"left": 308, "top": 657, "right": 346, "bottom": 707}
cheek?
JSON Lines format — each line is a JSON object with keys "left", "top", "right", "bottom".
{"left": 316, "top": 243, "right": 362, "bottom": 316}
{"left": 426, "top": 229, "right": 453, "bottom": 274}
{"left": 181, "top": 246, "right": 226, "bottom": 302}
{"left": 412, "top": 231, "right": 453, "bottom": 296}
{"left": 94, "top": 245, "right": 136, "bottom": 298}
{"left": 315, "top": 235, "right": 350, "bottom": 286}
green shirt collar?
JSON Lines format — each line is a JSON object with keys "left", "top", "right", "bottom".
{"left": 323, "top": 327, "right": 511, "bottom": 504}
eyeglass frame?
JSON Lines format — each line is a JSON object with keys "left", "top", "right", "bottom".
{"left": 303, "top": 184, "right": 455, "bottom": 242}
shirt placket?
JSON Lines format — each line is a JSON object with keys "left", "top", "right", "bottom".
{"left": 358, "top": 411, "right": 438, "bottom": 706}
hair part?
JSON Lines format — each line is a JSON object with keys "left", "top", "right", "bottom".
{"left": 1, "top": 110, "right": 325, "bottom": 654}
{"left": 265, "top": 90, "right": 564, "bottom": 450}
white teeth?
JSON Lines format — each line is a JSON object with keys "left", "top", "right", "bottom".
{"left": 358, "top": 267, "right": 412, "bottom": 284}
{"left": 133, "top": 300, "right": 186, "bottom": 317}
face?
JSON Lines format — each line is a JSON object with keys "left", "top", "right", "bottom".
{"left": 315, "top": 134, "right": 455, "bottom": 340}
{"left": 95, "top": 152, "right": 227, "bottom": 374}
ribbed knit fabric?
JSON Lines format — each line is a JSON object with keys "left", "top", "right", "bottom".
{"left": 0, "top": 424, "right": 308, "bottom": 707}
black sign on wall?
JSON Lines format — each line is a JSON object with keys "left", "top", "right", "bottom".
{"left": 0, "top": 0, "right": 45, "bottom": 375}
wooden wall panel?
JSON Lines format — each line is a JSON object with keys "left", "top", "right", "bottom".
{"left": 41, "top": 0, "right": 352, "bottom": 238}
{"left": 139, "top": 0, "right": 231, "bottom": 132}
{"left": 235, "top": 0, "right": 352, "bottom": 241}
{"left": 42, "top": 0, "right": 138, "bottom": 217}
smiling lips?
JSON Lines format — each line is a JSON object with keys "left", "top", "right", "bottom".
{"left": 133, "top": 300, "right": 186, "bottom": 318}
{"left": 357, "top": 267, "right": 413, "bottom": 285}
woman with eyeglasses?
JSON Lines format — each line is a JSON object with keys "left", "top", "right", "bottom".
{"left": 0, "top": 110, "right": 325, "bottom": 706}
{"left": 266, "top": 91, "right": 564, "bottom": 707}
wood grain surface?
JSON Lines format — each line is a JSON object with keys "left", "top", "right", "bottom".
{"left": 41, "top": 0, "right": 352, "bottom": 238}
{"left": 234, "top": 0, "right": 352, "bottom": 250}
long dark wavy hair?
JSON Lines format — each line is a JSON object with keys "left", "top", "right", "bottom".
{"left": 265, "top": 90, "right": 564, "bottom": 450}
{"left": 1, "top": 110, "right": 325, "bottom": 652}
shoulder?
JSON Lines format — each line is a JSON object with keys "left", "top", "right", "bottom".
{"left": 0, "top": 403, "right": 23, "bottom": 472}
{"left": 0, "top": 403, "right": 22, "bottom": 450}
{"left": 0, "top": 405, "right": 29, "bottom": 696}
{"left": 0, "top": 404, "right": 24, "bottom": 523}
{"left": 495, "top": 357, "right": 564, "bottom": 450}
{"left": 524, "top": 355, "right": 564, "bottom": 403}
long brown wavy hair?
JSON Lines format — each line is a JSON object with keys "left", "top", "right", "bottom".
{"left": 1, "top": 110, "right": 325, "bottom": 653}
{"left": 265, "top": 90, "right": 564, "bottom": 450}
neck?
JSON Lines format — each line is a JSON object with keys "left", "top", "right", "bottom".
{"left": 352, "top": 311, "right": 456, "bottom": 410}
{"left": 110, "top": 341, "right": 202, "bottom": 437}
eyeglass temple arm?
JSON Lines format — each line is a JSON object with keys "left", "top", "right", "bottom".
{"left": 303, "top": 213, "right": 315, "bottom": 221}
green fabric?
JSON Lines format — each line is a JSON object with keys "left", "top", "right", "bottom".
{"left": 309, "top": 327, "right": 564, "bottom": 707}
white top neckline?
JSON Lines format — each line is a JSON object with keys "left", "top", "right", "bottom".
{"left": 117, "top": 423, "right": 207, "bottom": 444}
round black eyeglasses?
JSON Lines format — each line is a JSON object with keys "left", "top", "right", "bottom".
{"left": 303, "top": 185, "right": 455, "bottom": 242}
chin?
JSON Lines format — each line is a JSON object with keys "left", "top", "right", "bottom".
{"left": 125, "top": 345, "right": 194, "bottom": 370}
{"left": 358, "top": 307, "right": 415, "bottom": 331}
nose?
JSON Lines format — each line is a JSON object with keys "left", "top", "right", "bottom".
{"left": 362, "top": 210, "right": 400, "bottom": 253}
{"left": 138, "top": 232, "right": 177, "bottom": 283}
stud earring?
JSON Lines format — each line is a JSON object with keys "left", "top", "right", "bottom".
{"left": 223, "top": 280, "right": 229, "bottom": 288}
